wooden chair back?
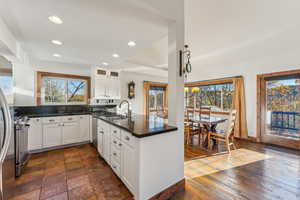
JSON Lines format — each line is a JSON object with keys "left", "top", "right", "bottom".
{"left": 225, "top": 109, "right": 237, "bottom": 139}
{"left": 199, "top": 107, "right": 211, "bottom": 121}
{"left": 186, "top": 109, "right": 195, "bottom": 122}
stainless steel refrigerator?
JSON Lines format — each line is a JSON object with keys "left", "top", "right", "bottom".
{"left": 0, "top": 87, "right": 14, "bottom": 200}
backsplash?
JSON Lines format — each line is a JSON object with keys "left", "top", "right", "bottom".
{"left": 14, "top": 105, "right": 116, "bottom": 117}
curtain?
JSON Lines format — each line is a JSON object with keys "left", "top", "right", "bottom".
{"left": 232, "top": 77, "right": 248, "bottom": 138}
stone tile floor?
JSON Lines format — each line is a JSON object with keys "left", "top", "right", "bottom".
{"left": 9, "top": 144, "right": 133, "bottom": 200}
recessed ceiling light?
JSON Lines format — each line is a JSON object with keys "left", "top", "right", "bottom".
{"left": 48, "top": 16, "right": 63, "bottom": 24}
{"left": 102, "top": 62, "right": 108, "bottom": 66}
{"left": 128, "top": 41, "right": 136, "bottom": 47}
{"left": 51, "top": 40, "right": 63, "bottom": 45}
{"left": 112, "top": 54, "right": 119, "bottom": 58}
{"left": 53, "top": 53, "right": 61, "bottom": 58}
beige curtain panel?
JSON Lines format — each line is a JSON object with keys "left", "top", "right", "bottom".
{"left": 232, "top": 77, "right": 248, "bottom": 139}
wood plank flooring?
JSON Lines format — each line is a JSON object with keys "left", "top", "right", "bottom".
{"left": 8, "top": 144, "right": 133, "bottom": 200}
{"left": 9, "top": 140, "right": 300, "bottom": 200}
{"left": 173, "top": 139, "right": 300, "bottom": 200}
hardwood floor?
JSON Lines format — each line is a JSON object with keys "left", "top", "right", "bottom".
{"left": 8, "top": 140, "right": 300, "bottom": 200}
{"left": 8, "top": 144, "right": 133, "bottom": 200}
{"left": 174, "top": 139, "right": 300, "bottom": 200}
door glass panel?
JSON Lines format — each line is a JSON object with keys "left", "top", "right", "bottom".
{"left": 265, "top": 77, "right": 300, "bottom": 139}
{"left": 149, "top": 86, "right": 166, "bottom": 118}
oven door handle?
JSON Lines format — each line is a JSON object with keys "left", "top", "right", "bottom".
{"left": 0, "top": 88, "right": 12, "bottom": 164}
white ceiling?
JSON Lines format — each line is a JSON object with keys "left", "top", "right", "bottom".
{"left": 0, "top": 0, "right": 172, "bottom": 68}
{"left": 2, "top": 0, "right": 299, "bottom": 77}
{"left": 186, "top": 0, "right": 300, "bottom": 63}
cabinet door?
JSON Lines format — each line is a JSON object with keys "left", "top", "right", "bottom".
{"left": 62, "top": 122, "right": 80, "bottom": 144}
{"left": 97, "top": 131, "right": 104, "bottom": 156}
{"left": 95, "top": 76, "right": 108, "bottom": 98}
{"left": 28, "top": 118, "right": 43, "bottom": 150}
{"left": 107, "top": 78, "right": 120, "bottom": 99}
{"left": 79, "top": 115, "right": 90, "bottom": 142}
{"left": 43, "top": 123, "right": 62, "bottom": 148}
{"left": 121, "top": 143, "right": 135, "bottom": 193}
{"left": 103, "top": 123, "right": 111, "bottom": 164}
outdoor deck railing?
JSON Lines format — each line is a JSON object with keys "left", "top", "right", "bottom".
{"left": 271, "top": 111, "right": 299, "bottom": 131}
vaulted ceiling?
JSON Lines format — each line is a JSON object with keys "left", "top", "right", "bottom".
{"left": 0, "top": 0, "right": 174, "bottom": 69}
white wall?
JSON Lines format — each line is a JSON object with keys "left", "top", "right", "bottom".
{"left": 120, "top": 71, "right": 167, "bottom": 114}
{"left": 13, "top": 60, "right": 91, "bottom": 106}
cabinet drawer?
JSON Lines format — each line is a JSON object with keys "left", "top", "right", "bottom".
{"left": 62, "top": 116, "right": 79, "bottom": 122}
{"left": 111, "top": 137, "right": 122, "bottom": 150}
{"left": 121, "top": 131, "right": 135, "bottom": 147}
{"left": 111, "top": 126, "right": 121, "bottom": 139}
{"left": 111, "top": 158, "right": 121, "bottom": 177}
{"left": 43, "top": 117, "right": 61, "bottom": 124}
{"left": 110, "top": 144, "right": 121, "bottom": 163}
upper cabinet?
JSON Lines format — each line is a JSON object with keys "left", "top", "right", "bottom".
{"left": 94, "top": 68, "right": 121, "bottom": 99}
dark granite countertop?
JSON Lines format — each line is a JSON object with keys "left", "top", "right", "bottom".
{"left": 93, "top": 114, "right": 178, "bottom": 138}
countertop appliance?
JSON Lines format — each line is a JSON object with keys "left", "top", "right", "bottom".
{"left": 14, "top": 116, "right": 30, "bottom": 177}
{"left": 0, "top": 88, "right": 14, "bottom": 200}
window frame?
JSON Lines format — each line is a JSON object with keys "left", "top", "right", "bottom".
{"left": 185, "top": 78, "right": 235, "bottom": 115}
{"left": 37, "top": 71, "right": 91, "bottom": 105}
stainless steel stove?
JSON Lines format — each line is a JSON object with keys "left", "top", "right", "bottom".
{"left": 14, "top": 116, "right": 30, "bottom": 177}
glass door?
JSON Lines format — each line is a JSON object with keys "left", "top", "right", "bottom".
{"left": 260, "top": 73, "right": 300, "bottom": 149}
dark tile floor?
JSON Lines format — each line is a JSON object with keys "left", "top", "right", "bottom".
{"left": 9, "top": 144, "right": 133, "bottom": 200}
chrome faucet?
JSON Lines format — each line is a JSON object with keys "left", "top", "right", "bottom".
{"left": 119, "top": 100, "right": 132, "bottom": 119}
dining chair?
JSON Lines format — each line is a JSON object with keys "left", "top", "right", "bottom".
{"left": 207, "top": 109, "right": 237, "bottom": 153}
{"left": 184, "top": 109, "right": 201, "bottom": 145}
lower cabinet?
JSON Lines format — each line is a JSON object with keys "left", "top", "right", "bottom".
{"left": 121, "top": 142, "right": 135, "bottom": 192}
{"left": 97, "top": 129, "right": 104, "bottom": 157}
{"left": 28, "top": 118, "right": 43, "bottom": 150}
{"left": 79, "top": 115, "right": 90, "bottom": 141}
{"left": 96, "top": 120, "right": 136, "bottom": 196}
{"left": 28, "top": 115, "right": 90, "bottom": 151}
{"left": 62, "top": 122, "right": 80, "bottom": 144}
{"left": 43, "top": 123, "right": 62, "bottom": 148}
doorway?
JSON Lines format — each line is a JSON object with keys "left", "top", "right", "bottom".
{"left": 143, "top": 81, "right": 168, "bottom": 118}
{"left": 257, "top": 70, "right": 300, "bottom": 149}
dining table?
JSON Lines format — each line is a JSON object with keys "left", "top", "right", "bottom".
{"left": 189, "top": 115, "right": 227, "bottom": 148}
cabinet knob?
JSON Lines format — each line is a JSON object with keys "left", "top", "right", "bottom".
{"left": 113, "top": 152, "right": 117, "bottom": 156}
{"left": 118, "top": 143, "right": 122, "bottom": 147}
{"left": 113, "top": 140, "right": 117, "bottom": 144}
{"left": 113, "top": 130, "right": 117, "bottom": 133}
{"left": 125, "top": 136, "right": 130, "bottom": 141}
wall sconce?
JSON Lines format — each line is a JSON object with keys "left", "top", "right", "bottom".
{"left": 179, "top": 45, "right": 192, "bottom": 77}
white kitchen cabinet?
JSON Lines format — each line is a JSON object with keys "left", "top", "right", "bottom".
{"left": 62, "top": 122, "right": 80, "bottom": 144}
{"left": 79, "top": 115, "right": 90, "bottom": 141}
{"left": 43, "top": 123, "right": 62, "bottom": 148}
{"left": 28, "top": 118, "right": 43, "bottom": 151}
{"left": 97, "top": 130, "right": 104, "bottom": 156}
{"left": 121, "top": 142, "right": 136, "bottom": 193}
{"left": 93, "top": 68, "right": 120, "bottom": 99}
{"left": 103, "top": 122, "right": 111, "bottom": 164}
{"left": 95, "top": 76, "right": 108, "bottom": 98}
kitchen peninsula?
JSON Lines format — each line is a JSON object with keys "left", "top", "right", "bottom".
{"left": 14, "top": 105, "right": 183, "bottom": 200}
{"left": 94, "top": 113, "right": 180, "bottom": 200}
